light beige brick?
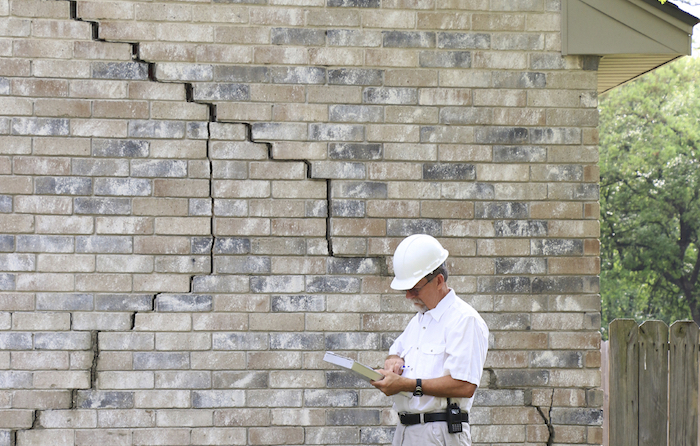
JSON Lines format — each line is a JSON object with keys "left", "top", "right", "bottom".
{"left": 76, "top": 274, "right": 131, "bottom": 292}
{"left": 35, "top": 99, "right": 92, "bottom": 118}
{"left": 70, "top": 80, "right": 128, "bottom": 99}
{"left": 250, "top": 84, "right": 305, "bottom": 102}
{"left": 133, "top": 274, "right": 191, "bottom": 293}
{"left": 307, "top": 86, "right": 362, "bottom": 104}
{"left": 366, "top": 49, "right": 418, "bottom": 67}
{"left": 37, "top": 254, "right": 95, "bottom": 273}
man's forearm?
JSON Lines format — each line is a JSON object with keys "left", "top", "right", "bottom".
{"left": 392, "top": 374, "right": 477, "bottom": 398}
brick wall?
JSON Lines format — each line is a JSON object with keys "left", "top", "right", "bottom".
{"left": 0, "top": 0, "right": 602, "bottom": 444}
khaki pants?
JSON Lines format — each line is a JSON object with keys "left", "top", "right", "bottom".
{"left": 392, "top": 421, "right": 471, "bottom": 446}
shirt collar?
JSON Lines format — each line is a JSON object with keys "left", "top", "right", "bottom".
{"left": 425, "top": 289, "right": 455, "bottom": 322}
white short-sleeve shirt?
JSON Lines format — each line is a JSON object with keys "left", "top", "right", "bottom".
{"left": 388, "top": 290, "right": 489, "bottom": 414}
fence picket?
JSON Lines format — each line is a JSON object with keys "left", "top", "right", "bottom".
{"left": 638, "top": 320, "right": 668, "bottom": 446}
{"left": 609, "top": 319, "right": 639, "bottom": 446}
{"left": 670, "top": 321, "right": 699, "bottom": 446}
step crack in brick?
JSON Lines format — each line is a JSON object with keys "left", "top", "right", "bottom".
{"left": 533, "top": 388, "right": 556, "bottom": 446}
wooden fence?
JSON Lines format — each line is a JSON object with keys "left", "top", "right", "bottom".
{"left": 605, "top": 319, "right": 699, "bottom": 446}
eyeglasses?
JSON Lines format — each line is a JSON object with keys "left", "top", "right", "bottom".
{"left": 406, "top": 270, "right": 440, "bottom": 297}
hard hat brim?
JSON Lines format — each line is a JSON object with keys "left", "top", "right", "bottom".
{"left": 390, "top": 275, "right": 423, "bottom": 291}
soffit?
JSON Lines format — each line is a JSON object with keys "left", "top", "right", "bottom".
{"left": 562, "top": 0, "right": 699, "bottom": 93}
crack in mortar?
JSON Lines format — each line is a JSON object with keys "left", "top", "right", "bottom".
{"left": 64, "top": 0, "right": 358, "bottom": 264}
{"left": 534, "top": 389, "right": 555, "bottom": 446}
{"left": 89, "top": 331, "right": 100, "bottom": 389}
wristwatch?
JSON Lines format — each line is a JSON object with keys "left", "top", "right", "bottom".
{"left": 413, "top": 378, "right": 423, "bottom": 397}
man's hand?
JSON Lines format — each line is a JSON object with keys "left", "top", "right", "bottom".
{"left": 371, "top": 369, "right": 412, "bottom": 396}
{"left": 383, "top": 355, "right": 404, "bottom": 375}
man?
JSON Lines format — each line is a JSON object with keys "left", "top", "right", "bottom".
{"left": 371, "top": 234, "right": 489, "bottom": 446}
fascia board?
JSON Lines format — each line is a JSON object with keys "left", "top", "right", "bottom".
{"left": 579, "top": 0, "right": 689, "bottom": 53}
{"left": 564, "top": 0, "right": 682, "bottom": 55}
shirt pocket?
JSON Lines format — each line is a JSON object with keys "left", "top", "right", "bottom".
{"left": 416, "top": 342, "right": 446, "bottom": 379}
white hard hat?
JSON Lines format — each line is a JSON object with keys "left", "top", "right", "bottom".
{"left": 391, "top": 234, "right": 449, "bottom": 290}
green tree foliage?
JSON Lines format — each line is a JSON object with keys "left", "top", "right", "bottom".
{"left": 600, "top": 57, "right": 700, "bottom": 334}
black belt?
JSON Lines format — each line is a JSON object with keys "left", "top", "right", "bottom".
{"left": 399, "top": 411, "right": 469, "bottom": 425}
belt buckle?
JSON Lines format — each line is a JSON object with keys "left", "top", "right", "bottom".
{"left": 419, "top": 413, "right": 425, "bottom": 424}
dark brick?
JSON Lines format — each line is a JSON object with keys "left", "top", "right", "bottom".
{"left": 573, "top": 184, "right": 599, "bottom": 200}
{"left": 35, "top": 177, "right": 91, "bottom": 195}
{"left": 361, "top": 427, "right": 395, "bottom": 444}
{"left": 493, "top": 146, "right": 546, "bottom": 162}
{"left": 271, "top": 28, "right": 326, "bottom": 46}
{"left": 325, "top": 332, "right": 379, "bottom": 350}
{"left": 0, "top": 274, "right": 14, "bottom": 291}
{"left": 387, "top": 219, "right": 441, "bottom": 236}
{"left": 363, "top": 88, "right": 417, "bottom": 105}
{"left": 331, "top": 200, "right": 366, "bottom": 218}
{"left": 271, "top": 295, "right": 324, "bottom": 312}
{"left": 482, "top": 313, "right": 531, "bottom": 330}
{"left": 329, "top": 105, "right": 383, "bottom": 123}
{"left": 475, "top": 202, "right": 528, "bottom": 219}
{"left": 532, "top": 277, "right": 584, "bottom": 294}
{"left": 270, "top": 333, "right": 324, "bottom": 350}
{"left": 190, "top": 198, "right": 212, "bottom": 216}
{"left": 0, "top": 333, "right": 32, "bottom": 349}
{"left": 188, "top": 122, "right": 209, "bottom": 139}
{"left": 128, "top": 120, "right": 186, "bottom": 139}
{"left": 536, "top": 165, "right": 583, "bottom": 181}
{"left": 381, "top": 333, "right": 400, "bottom": 350}
{"left": 309, "top": 124, "right": 364, "bottom": 141}
{"left": 327, "top": 0, "right": 379, "bottom": 7}
{"left": 531, "top": 239, "right": 583, "bottom": 256}
{"left": 270, "top": 67, "right": 326, "bottom": 84}
{"left": 477, "top": 277, "right": 531, "bottom": 293}
{"left": 214, "top": 198, "right": 247, "bottom": 214}
{"left": 95, "top": 294, "right": 153, "bottom": 311}
{"left": 530, "top": 351, "right": 582, "bottom": 368}
{"left": 74, "top": 198, "right": 131, "bottom": 215}
{"left": 16, "top": 235, "right": 73, "bottom": 253}
{"left": 72, "top": 159, "right": 129, "bottom": 177}
{"left": 328, "top": 69, "right": 383, "bottom": 86}
{"left": 155, "top": 294, "right": 213, "bottom": 312}
{"left": 92, "top": 139, "right": 149, "bottom": 158}
{"left": 494, "top": 220, "right": 547, "bottom": 237}
{"left": 213, "top": 237, "right": 250, "bottom": 254}
{"left": 327, "top": 29, "right": 381, "bottom": 47}
{"left": 495, "top": 258, "right": 547, "bottom": 275}
{"left": 214, "top": 66, "right": 270, "bottom": 82}
{"left": 328, "top": 257, "right": 381, "bottom": 275}
{"left": 530, "top": 128, "right": 580, "bottom": 145}
{"left": 419, "top": 51, "right": 470, "bottom": 68}
{"left": 423, "top": 163, "right": 475, "bottom": 180}
{"left": 192, "top": 237, "right": 214, "bottom": 254}
{"left": 494, "top": 370, "right": 549, "bottom": 387}
{"left": 530, "top": 53, "right": 565, "bottom": 70}
{"left": 193, "top": 83, "right": 249, "bottom": 101}
{"left": 328, "top": 409, "right": 380, "bottom": 425}
{"left": 192, "top": 275, "right": 248, "bottom": 293}
{"left": 76, "top": 391, "right": 134, "bottom": 409}
{"left": 36, "top": 293, "right": 93, "bottom": 311}
{"left": 0, "top": 235, "right": 13, "bottom": 252}
{"left": 191, "top": 390, "right": 245, "bottom": 407}
{"left": 311, "top": 160, "right": 367, "bottom": 179}
{"left": 493, "top": 72, "right": 546, "bottom": 89}
{"left": 252, "top": 238, "right": 305, "bottom": 255}
{"left": 306, "top": 276, "right": 361, "bottom": 293}
{"left": 35, "top": 332, "right": 92, "bottom": 350}
{"left": 582, "top": 55, "right": 601, "bottom": 71}
{"left": 306, "top": 200, "right": 328, "bottom": 218}
{"left": 551, "top": 408, "right": 603, "bottom": 426}
{"left": 92, "top": 62, "right": 148, "bottom": 80}
{"left": 131, "top": 160, "right": 187, "bottom": 178}
{"left": 383, "top": 31, "right": 435, "bottom": 48}
{"left": 305, "top": 389, "right": 358, "bottom": 407}
{"left": 437, "top": 32, "right": 490, "bottom": 49}
{"left": 475, "top": 127, "right": 528, "bottom": 144}
{"left": 329, "top": 143, "right": 382, "bottom": 160}
{"left": 94, "top": 178, "right": 151, "bottom": 196}
{"left": 11, "top": 118, "right": 69, "bottom": 136}
{"left": 0, "top": 196, "right": 11, "bottom": 213}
